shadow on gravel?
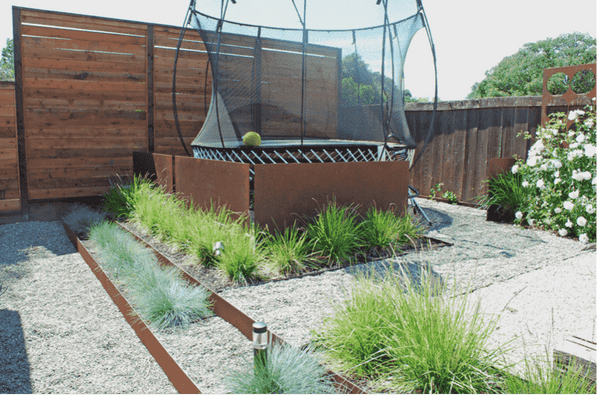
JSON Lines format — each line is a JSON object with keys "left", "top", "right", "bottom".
{"left": 343, "top": 259, "right": 444, "bottom": 292}
{"left": 0, "top": 309, "right": 32, "bottom": 393}
{"left": 414, "top": 206, "right": 454, "bottom": 233}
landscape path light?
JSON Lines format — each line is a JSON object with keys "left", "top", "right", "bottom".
{"left": 253, "top": 322, "right": 268, "bottom": 371}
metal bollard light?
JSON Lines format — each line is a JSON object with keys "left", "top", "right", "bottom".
{"left": 252, "top": 322, "right": 268, "bottom": 371}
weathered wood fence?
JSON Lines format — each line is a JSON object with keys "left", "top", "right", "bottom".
{"left": 2, "top": 6, "right": 593, "bottom": 214}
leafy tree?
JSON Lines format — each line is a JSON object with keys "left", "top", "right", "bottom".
{"left": 341, "top": 53, "right": 403, "bottom": 106}
{"left": 0, "top": 39, "right": 14, "bottom": 81}
{"left": 468, "top": 32, "right": 596, "bottom": 99}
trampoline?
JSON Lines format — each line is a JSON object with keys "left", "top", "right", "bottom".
{"left": 172, "top": 0, "right": 438, "bottom": 172}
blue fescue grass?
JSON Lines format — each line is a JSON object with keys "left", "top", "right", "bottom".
{"left": 226, "top": 343, "right": 337, "bottom": 394}
{"left": 88, "top": 221, "right": 212, "bottom": 329}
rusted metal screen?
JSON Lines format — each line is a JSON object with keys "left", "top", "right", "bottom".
{"left": 542, "top": 63, "right": 596, "bottom": 128}
{"left": 0, "top": 82, "right": 20, "bottom": 211}
{"left": 254, "top": 161, "right": 409, "bottom": 231}
{"left": 173, "top": 156, "right": 249, "bottom": 217}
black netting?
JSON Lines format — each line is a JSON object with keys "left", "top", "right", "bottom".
{"left": 179, "top": 0, "right": 434, "bottom": 162}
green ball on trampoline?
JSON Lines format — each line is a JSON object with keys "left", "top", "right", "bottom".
{"left": 243, "top": 131, "right": 262, "bottom": 147}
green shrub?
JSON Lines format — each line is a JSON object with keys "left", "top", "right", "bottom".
{"left": 359, "top": 206, "right": 423, "bottom": 252}
{"left": 305, "top": 200, "right": 363, "bottom": 263}
{"left": 227, "top": 343, "right": 337, "bottom": 394}
{"left": 102, "top": 174, "right": 149, "bottom": 219}
{"left": 313, "top": 267, "right": 508, "bottom": 393}
{"left": 483, "top": 170, "right": 529, "bottom": 215}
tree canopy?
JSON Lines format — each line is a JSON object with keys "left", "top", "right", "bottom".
{"left": 468, "top": 32, "right": 596, "bottom": 99}
{"left": 0, "top": 39, "right": 14, "bottom": 81}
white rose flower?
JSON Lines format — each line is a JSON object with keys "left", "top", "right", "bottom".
{"left": 554, "top": 178, "right": 562, "bottom": 184}
{"left": 575, "top": 149, "right": 584, "bottom": 158}
{"left": 536, "top": 179, "right": 545, "bottom": 189}
{"left": 576, "top": 134, "right": 586, "bottom": 143}
{"left": 579, "top": 233, "right": 589, "bottom": 243}
{"left": 522, "top": 180, "right": 529, "bottom": 188}
{"left": 511, "top": 165, "right": 519, "bottom": 174}
{"left": 586, "top": 204, "right": 595, "bottom": 214}
{"left": 577, "top": 216, "right": 587, "bottom": 227}
{"left": 554, "top": 207, "right": 562, "bottom": 214}
{"left": 568, "top": 190, "right": 579, "bottom": 199}
{"left": 528, "top": 218, "right": 534, "bottom": 226}
{"left": 515, "top": 211, "right": 523, "bottom": 219}
{"left": 567, "top": 152, "right": 575, "bottom": 161}
{"left": 540, "top": 163, "right": 549, "bottom": 171}
{"left": 554, "top": 170, "right": 560, "bottom": 178}
{"left": 570, "top": 142, "right": 580, "bottom": 149}
{"left": 553, "top": 160, "right": 562, "bottom": 169}
{"left": 585, "top": 119, "right": 594, "bottom": 128}
{"left": 565, "top": 219, "right": 573, "bottom": 228}
{"left": 551, "top": 128, "right": 559, "bottom": 136}
{"left": 568, "top": 130, "right": 576, "bottom": 137}
{"left": 568, "top": 109, "right": 585, "bottom": 121}
{"left": 572, "top": 172, "right": 584, "bottom": 181}
{"left": 593, "top": 177, "right": 597, "bottom": 185}
{"left": 563, "top": 201, "right": 575, "bottom": 211}
{"left": 526, "top": 156, "right": 539, "bottom": 167}
{"left": 580, "top": 171, "right": 592, "bottom": 180}
{"left": 558, "top": 228, "right": 568, "bottom": 236}
{"left": 584, "top": 144, "right": 596, "bottom": 157}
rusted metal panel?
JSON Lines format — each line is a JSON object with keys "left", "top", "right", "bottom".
{"left": 487, "top": 157, "right": 516, "bottom": 181}
{"left": 61, "top": 221, "right": 201, "bottom": 394}
{"left": 174, "top": 156, "right": 249, "bottom": 217}
{"left": 133, "top": 151, "right": 173, "bottom": 192}
{"left": 254, "top": 161, "right": 409, "bottom": 231}
{"left": 542, "top": 63, "right": 596, "bottom": 128}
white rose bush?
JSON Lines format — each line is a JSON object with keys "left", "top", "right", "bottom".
{"left": 512, "top": 102, "right": 596, "bottom": 242}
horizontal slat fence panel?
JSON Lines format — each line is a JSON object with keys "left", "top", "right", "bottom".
{"left": 153, "top": 26, "right": 210, "bottom": 156}
{"left": 0, "top": 82, "right": 20, "bottom": 210}
{"left": 18, "top": 8, "right": 148, "bottom": 199}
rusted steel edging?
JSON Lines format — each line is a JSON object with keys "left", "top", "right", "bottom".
{"left": 115, "top": 221, "right": 367, "bottom": 394}
{"left": 61, "top": 221, "right": 201, "bottom": 394}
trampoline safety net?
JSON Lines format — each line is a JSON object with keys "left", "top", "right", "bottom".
{"left": 176, "top": 0, "right": 436, "bottom": 167}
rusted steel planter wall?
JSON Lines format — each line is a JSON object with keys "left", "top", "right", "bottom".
{"left": 133, "top": 153, "right": 409, "bottom": 230}
{"left": 0, "top": 82, "right": 20, "bottom": 212}
{"left": 254, "top": 161, "right": 409, "bottom": 231}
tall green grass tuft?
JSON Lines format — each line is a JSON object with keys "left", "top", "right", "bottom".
{"left": 501, "top": 353, "right": 596, "bottom": 394}
{"left": 218, "top": 226, "right": 265, "bottom": 283}
{"left": 265, "top": 223, "right": 319, "bottom": 275}
{"left": 226, "top": 343, "right": 337, "bottom": 394}
{"left": 359, "top": 206, "right": 423, "bottom": 251}
{"left": 305, "top": 200, "right": 363, "bottom": 263}
{"left": 88, "top": 221, "right": 212, "bottom": 329}
{"left": 483, "top": 170, "right": 528, "bottom": 213}
{"left": 102, "top": 174, "right": 149, "bottom": 219}
{"left": 313, "top": 266, "right": 508, "bottom": 393}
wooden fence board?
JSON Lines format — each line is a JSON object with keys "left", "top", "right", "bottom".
{"left": 0, "top": 83, "right": 20, "bottom": 211}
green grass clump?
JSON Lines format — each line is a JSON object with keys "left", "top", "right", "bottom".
{"left": 359, "top": 206, "right": 423, "bottom": 251}
{"left": 265, "top": 223, "right": 319, "bottom": 275}
{"left": 102, "top": 174, "right": 149, "bottom": 219}
{"left": 217, "top": 226, "right": 265, "bottom": 284}
{"left": 501, "top": 354, "right": 596, "bottom": 394}
{"left": 313, "top": 267, "right": 507, "bottom": 394}
{"left": 483, "top": 170, "right": 528, "bottom": 213}
{"left": 88, "top": 221, "right": 212, "bottom": 329}
{"left": 306, "top": 200, "right": 363, "bottom": 263}
{"left": 227, "top": 343, "right": 336, "bottom": 394}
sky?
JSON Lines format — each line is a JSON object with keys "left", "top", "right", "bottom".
{"left": 0, "top": 0, "right": 597, "bottom": 100}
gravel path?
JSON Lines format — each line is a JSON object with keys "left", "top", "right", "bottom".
{"left": 0, "top": 199, "right": 596, "bottom": 393}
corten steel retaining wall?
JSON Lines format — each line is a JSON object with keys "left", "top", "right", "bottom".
{"left": 132, "top": 153, "right": 408, "bottom": 231}
{"left": 0, "top": 82, "right": 20, "bottom": 211}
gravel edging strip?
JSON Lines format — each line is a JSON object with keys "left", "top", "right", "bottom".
{"left": 112, "top": 221, "right": 367, "bottom": 394}
{"left": 61, "top": 221, "right": 201, "bottom": 394}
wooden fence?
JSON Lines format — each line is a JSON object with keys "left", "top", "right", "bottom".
{"left": 4, "top": 6, "right": 594, "bottom": 214}
{"left": 0, "top": 82, "right": 20, "bottom": 211}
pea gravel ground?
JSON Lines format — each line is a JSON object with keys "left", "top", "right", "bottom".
{"left": 0, "top": 198, "right": 596, "bottom": 393}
